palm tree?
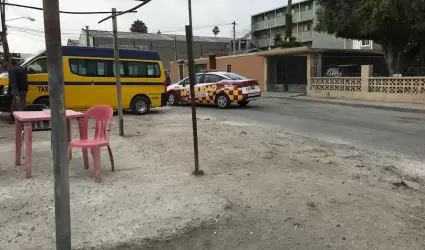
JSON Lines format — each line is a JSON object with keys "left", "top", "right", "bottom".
{"left": 130, "top": 20, "right": 148, "bottom": 33}
{"left": 212, "top": 26, "right": 220, "bottom": 37}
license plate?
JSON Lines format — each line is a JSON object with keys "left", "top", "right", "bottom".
{"left": 250, "top": 85, "right": 255, "bottom": 89}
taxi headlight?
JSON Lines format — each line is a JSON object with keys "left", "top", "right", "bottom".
{"left": 2, "top": 86, "right": 8, "bottom": 95}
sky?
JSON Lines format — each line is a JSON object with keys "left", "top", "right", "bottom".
{"left": 6, "top": 0, "right": 287, "bottom": 54}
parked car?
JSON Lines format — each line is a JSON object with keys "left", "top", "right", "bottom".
{"left": 166, "top": 71, "right": 261, "bottom": 108}
{"left": 325, "top": 64, "right": 362, "bottom": 77}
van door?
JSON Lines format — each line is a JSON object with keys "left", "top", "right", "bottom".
{"left": 87, "top": 59, "right": 109, "bottom": 107}
{"left": 67, "top": 58, "right": 97, "bottom": 109}
{"left": 25, "top": 57, "right": 48, "bottom": 104}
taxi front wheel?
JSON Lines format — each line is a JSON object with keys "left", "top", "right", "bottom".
{"left": 215, "top": 93, "right": 231, "bottom": 109}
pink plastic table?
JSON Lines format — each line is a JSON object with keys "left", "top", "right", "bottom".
{"left": 13, "top": 110, "right": 87, "bottom": 178}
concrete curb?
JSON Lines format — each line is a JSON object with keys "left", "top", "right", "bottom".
{"left": 264, "top": 95, "right": 425, "bottom": 114}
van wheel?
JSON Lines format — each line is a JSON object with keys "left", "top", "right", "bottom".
{"left": 130, "top": 96, "right": 150, "bottom": 115}
{"left": 34, "top": 97, "right": 50, "bottom": 107}
{"left": 215, "top": 93, "right": 231, "bottom": 109}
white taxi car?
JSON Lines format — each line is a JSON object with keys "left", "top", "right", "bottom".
{"left": 166, "top": 72, "right": 261, "bottom": 109}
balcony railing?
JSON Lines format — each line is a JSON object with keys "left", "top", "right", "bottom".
{"left": 252, "top": 10, "right": 314, "bottom": 31}
{"left": 253, "top": 31, "right": 312, "bottom": 48}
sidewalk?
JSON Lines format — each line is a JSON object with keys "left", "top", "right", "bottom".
{"left": 263, "top": 92, "right": 425, "bottom": 114}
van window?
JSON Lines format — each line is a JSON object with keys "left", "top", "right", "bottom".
{"left": 27, "top": 58, "right": 48, "bottom": 74}
{"left": 69, "top": 59, "right": 87, "bottom": 75}
{"left": 112, "top": 62, "right": 125, "bottom": 77}
{"left": 70, "top": 59, "right": 122, "bottom": 77}
{"left": 127, "top": 62, "right": 161, "bottom": 78}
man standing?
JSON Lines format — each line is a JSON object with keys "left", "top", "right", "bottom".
{"left": 9, "top": 60, "right": 28, "bottom": 122}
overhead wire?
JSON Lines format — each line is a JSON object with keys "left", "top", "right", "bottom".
{"left": 4, "top": 2, "right": 248, "bottom": 47}
{"left": 1, "top": 2, "right": 136, "bottom": 15}
{"left": 8, "top": 23, "right": 238, "bottom": 37}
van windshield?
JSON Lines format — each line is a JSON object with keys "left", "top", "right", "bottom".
{"left": 20, "top": 49, "right": 45, "bottom": 66}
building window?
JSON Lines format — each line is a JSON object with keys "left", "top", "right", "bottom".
{"left": 240, "top": 41, "right": 247, "bottom": 50}
{"left": 304, "top": 4, "right": 311, "bottom": 11}
{"left": 303, "top": 24, "right": 311, "bottom": 32}
{"left": 361, "top": 40, "right": 371, "bottom": 46}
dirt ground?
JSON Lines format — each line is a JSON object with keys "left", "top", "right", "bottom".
{"left": 0, "top": 108, "right": 425, "bottom": 249}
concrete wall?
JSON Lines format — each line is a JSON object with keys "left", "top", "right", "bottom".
{"left": 92, "top": 37, "right": 230, "bottom": 70}
{"left": 169, "top": 54, "right": 267, "bottom": 91}
{"left": 308, "top": 65, "right": 425, "bottom": 104}
{"left": 216, "top": 55, "right": 266, "bottom": 91}
{"left": 169, "top": 58, "right": 209, "bottom": 83}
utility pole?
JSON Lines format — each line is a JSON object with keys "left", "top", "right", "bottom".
{"left": 112, "top": 8, "right": 124, "bottom": 136}
{"left": 186, "top": 0, "right": 203, "bottom": 176}
{"left": 98, "top": 1, "right": 152, "bottom": 137}
{"left": 232, "top": 21, "right": 236, "bottom": 54}
{"left": 42, "top": 0, "right": 71, "bottom": 249}
{"left": 173, "top": 36, "right": 177, "bottom": 60}
{"left": 85, "top": 25, "right": 90, "bottom": 46}
{"left": 0, "top": 0, "right": 18, "bottom": 100}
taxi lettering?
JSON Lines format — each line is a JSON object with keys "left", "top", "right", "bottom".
{"left": 38, "top": 86, "right": 49, "bottom": 92}
{"left": 199, "top": 85, "right": 217, "bottom": 93}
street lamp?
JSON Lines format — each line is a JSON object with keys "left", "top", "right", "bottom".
{"left": 6, "top": 16, "right": 35, "bottom": 22}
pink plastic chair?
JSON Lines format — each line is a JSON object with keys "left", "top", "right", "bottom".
{"left": 68, "top": 105, "right": 114, "bottom": 182}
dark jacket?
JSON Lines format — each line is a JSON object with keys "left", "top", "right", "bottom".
{"left": 9, "top": 65, "right": 28, "bottom": 92}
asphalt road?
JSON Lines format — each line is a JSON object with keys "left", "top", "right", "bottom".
{"left": 169, "top": 98, "right": 425, "bottom": 161}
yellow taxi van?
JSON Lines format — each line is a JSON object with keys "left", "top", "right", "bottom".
{"left": 0, "top": 46, "right": 167, "bottom": 115}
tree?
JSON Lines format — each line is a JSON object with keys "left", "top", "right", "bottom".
{"left": 212, "top": 26, "right": 220, "bottom": 37}
{"left": 315, "top": 0, "right": 425, "bottom": 75}
{"left": 284, "top": 0, "right": 293, "bottom": 41}
{"left": 130, "top": 20, "right": 148, "bottom": 33}
{"left": 274, "top": 33, "right": 302, "bottom": 48}
{"left": 274, "top": 33, "right": 284, "bottom": 46}
{"left": 157, "top": 30, "right": 161, "bottom": 34}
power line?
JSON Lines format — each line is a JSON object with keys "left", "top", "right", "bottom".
{"left": 98, "top": 0, "right": 151, "bottom": 24}
{"left": 1, "top": 2, "right": 137, "bottom": 15}
{"left": 8, "top": 23, "right": 237, "bottom": 37}
{"left": 160, "top": 23, "right": 233, "bottom": 33}
{"left": 9, "top": 31, "right": 45, "bottom": 43}
{"left": 8, "top": 25, "right": 80, "bottom": 35}
{"left": 9, "top": 29, "right": 70, "bottom": 44}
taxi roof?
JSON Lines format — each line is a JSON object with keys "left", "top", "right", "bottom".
{"left": 198, "top": 71, "right": 234, "bottom": 77}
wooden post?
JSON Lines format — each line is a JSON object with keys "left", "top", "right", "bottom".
{"left": 112, "top": 8, "right": 124, "bottom": 136}
{"left": 42, "top": 0, "right": 71, "bottom": 248}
